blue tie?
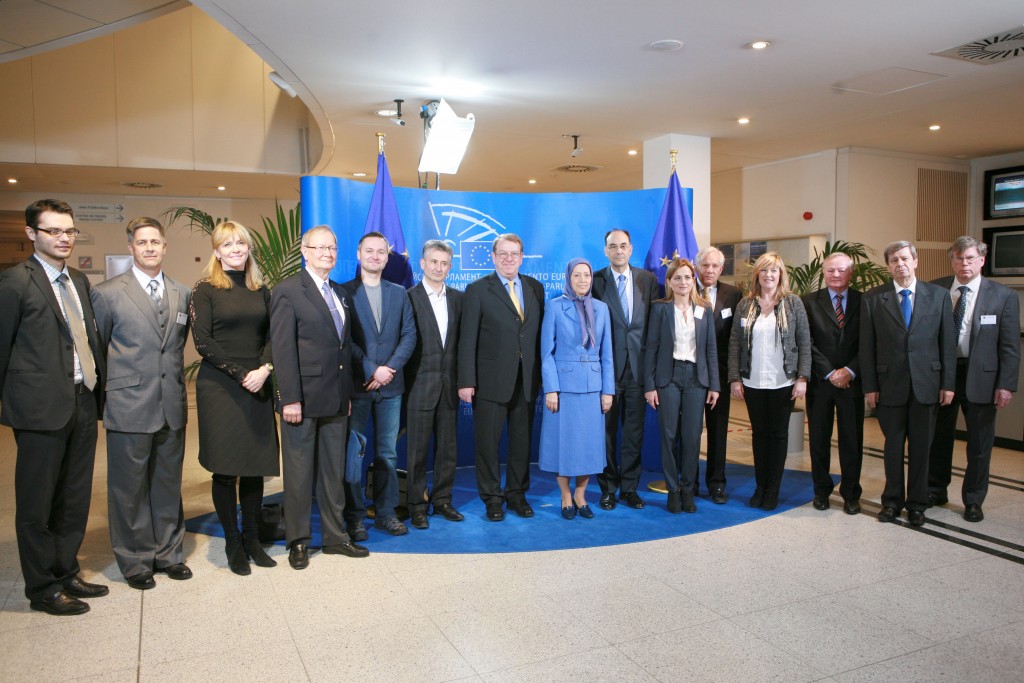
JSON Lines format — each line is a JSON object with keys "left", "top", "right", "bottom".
{"left": 322, "top": 282, "right": 344, "bottom": 338}
{"left": 617, "top": 273, "right": 629, "bottom": 324}
{"left": 899, "top": 289, "right": 912, "bottom": 328}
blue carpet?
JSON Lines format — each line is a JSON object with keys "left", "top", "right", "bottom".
{"left": 185, "top": 463, "right": 823, "bottom": 554}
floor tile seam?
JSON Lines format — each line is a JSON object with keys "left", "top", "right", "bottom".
{"left": 262, "top": 579, "right": 314, "bottom": 682}
{"left": 609, "top": 641, "right": 673, "bottom": 682}
{"left": 715, "top": 614, "right": 834, "bottom": 678}
{"left": 824, "top": 637, "right": 1003, "bottom": 678}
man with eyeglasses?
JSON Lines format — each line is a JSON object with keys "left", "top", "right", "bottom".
{"left": 0, "top": 199, "right": 108, "bottom": 615}
{"left": 270, "top": 225, "right": 368, "bottom": 570}
{"left": 342, "top": 231, "right": 417, "bottom": 538}
{"left": 459, "top": 233, "right": 544, "bottom": 521}
{"left": 927, "top": 236, "right": 1019, "bottom": 523}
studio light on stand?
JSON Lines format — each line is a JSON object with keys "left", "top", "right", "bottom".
{"left": 418, "top": 98, "right": 475, "bottom": 189}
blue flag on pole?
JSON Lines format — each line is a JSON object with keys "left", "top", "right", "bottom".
{"left": 363, "top": 151, "right": 414, "bottom": 287}
{"left": 644, "top": 170, "right": 699, "bottom": 286}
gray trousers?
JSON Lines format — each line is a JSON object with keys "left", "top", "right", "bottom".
{"left": 106, "top": 425, "right": 186, "bottom": 579}
{"left": 281, "top": 413, "right": 350, "bottom": 547}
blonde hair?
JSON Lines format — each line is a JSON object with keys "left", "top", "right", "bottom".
{"left": 743, "top": 251, "right": 791, "bottom": 336}
{"left": 201, "top": 221, "right": 265, "bottom": 291}
{"left": 658, "top": 258, "right": 709, "bottom": 308}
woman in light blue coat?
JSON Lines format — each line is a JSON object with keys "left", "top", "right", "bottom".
{"left": 539, "top": 258, "right": 615, "bottom": 519}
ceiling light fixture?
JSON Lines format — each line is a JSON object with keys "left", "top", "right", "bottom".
{"left": 352, "top": 172, "right": 367, "bottom": 177}
{"left": 217, "top": 186, "right": 226, "bottom": 191}
{"left": 649, "top": 39, "right": 684, "bottom": 52}
{"left": 565, "top": 134, "right": 583, "bottom": 158}
{"left": 749, "top": 40, "right": 771, "bottom": 50}
{"left": 7, "top": 178, "right": 17, "bottom": 184}
{"left": 267, "top": 71, "right": 297, "bottom": 98}
{"left": 627, "top": 149, "right": 638, "bottom": 156}
{"left": 528, "top": 179, "right": 537, "bottom": 185}
{"left": 738, "top": 117, "right": 751, "bottom": 125}
{"left": 929, "top": 124, "right": 941, "bottom": 131}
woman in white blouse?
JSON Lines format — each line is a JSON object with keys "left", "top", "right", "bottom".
{"left": 643, "top": 259, "right": 721, "bottom": 513}
{"left": 727, "top": 252, "right": 811, "bottom": 511}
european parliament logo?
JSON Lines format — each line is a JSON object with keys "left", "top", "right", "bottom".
{"left": 429, "top": 203, "right": 509, "bottom": 271}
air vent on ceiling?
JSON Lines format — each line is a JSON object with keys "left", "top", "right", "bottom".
{"left": 553, "top": 164, "right": 601, "bottom": 174}
{"left": 122, "top": 181, "right": 163, "bottom": 189}
{"left": 934, "top": 28, "right": 1024, "bottom": 64}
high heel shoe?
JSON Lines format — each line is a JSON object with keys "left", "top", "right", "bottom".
{"left": 561, "top": 504, "right": 576, "bottom": 520}
{"left": 575, "top": 502, "right": 594, "bottom": 519}
{"left": 242, "top": 531, "right": 277, "bottom": 568}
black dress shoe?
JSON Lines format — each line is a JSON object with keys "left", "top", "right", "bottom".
{"left": 877, "top": 506, "right": 898, "bottom": 523}
{"left": 599, "top": 492, "right": 617, "bottom": 510}
{"left": 620, "top": 491, "right": 645, "bottom": 509}
{"left": 666, "top": 491, "right": 682, "bottom": 514}
{"left": 560, "top": 505, "right": 576, "bottom": 520}
{"left": 964, "top": 504, "right": 984, "bottom": 523}
{"left": 576, "top": 503, "right": 595, "bottom": 519}
{"left": 322, "top": 541, "right": 369, "bottom": 558}
{"left": 760, "top": 490, "right": 779, "bottom": 511}
{"left": 288, "top": 543, "right": 310, "bottom": 570}
{"left": 63, "top": 575, "right": 109, "bottom": 598}
{"left": 410, "top": 511, "right": 429, "bottom": 529}
{"left": 681, "top": 493, "right": 697, "bottom": 513}
{"left": 486, "top": 506, "right": 505, "bottom": 522}
{"left": 30, "top": 591, "right": 89, "bottom": 616}
{"left": 843, "top": 500, "right": 861, "bottom": 515}
{"left": 812, "top": 496, "right": 830, "bottom": 511}
{"left": 927, "top": 491, "right": 949, "bottom": 507}
{"left": 127, "top": 571, "right": 156, "bottom": 590}
{"left": 347, "top": 523, "right": 369, "bottom": 542}
{"left": 710, "top": 488, "right": 728, "bottom": 505}
{"left": 749, "top": 488, "right": 764, "bottom": 508}
{"left": 908, "top": 509, "right": 926, "bottom": 527}
{"left": 508, "top": 499, "right": 535, "bottom": 518}
{"left": 435, "top": 503, "right": 465, "bottom": 522}
{"left": 155, "top": 563, "right": 193, "bottom": 581}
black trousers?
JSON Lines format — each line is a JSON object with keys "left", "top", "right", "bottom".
{"left": 743, "top": 385, "right": 794, "bottom": 493}
{"left": 406, "top": 401, "right": 459, "bottom": 512}
{"left": 928, "top": 361, "right": 997, "bottom": 506}
{"left": 806, "top": 379, "right": 864, "bottom": 502}
{"left": 703, "top": 368, "right": 731, "bottom": 493}
{"left": 14, "top": 385, "right": 97, "bottom": 601}
{"left": 474, "top": 369, "right": 534, "bottom": 507}
{"left": 877, "top": 396, "right": 936, "bottom": 512}
{"left": 599, "top": 362, "right": 645, "bottom": 495}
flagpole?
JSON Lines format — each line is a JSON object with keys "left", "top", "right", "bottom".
{"left": 377, "top": 132, "right": 385, "bottom": 155}
{"left": 670, "top": 148, "right": 678, "bottom": 173}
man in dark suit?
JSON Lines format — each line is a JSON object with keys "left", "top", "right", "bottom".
{"left": 861, "top": 240, "right": 955, "bottom": 527}
{"left": 270, "top": 225, "right": 368, "bottom": 570}
{"left": 0, "top": 199, "right": 108, "bottom": 616}
{"left": 696, "top": 246, "right": 743, "bottom": 503}
{"left": 91, "top": 217, "right": 192, "bottom": 589}
{"left": 802, "top": 252, "right": 864, "bottom": 515}
{"left": 404, "top": 240, "right": 464, "bottom": 529}
{"left": 342, "top": 231, "right": 417, "bottom": 537}
{"left": 458, "top": 233, "right": 544, "bottom": 521}
{"left": 591, "top": 229, "right": 657, "bottom": 510}
{"left": 928, "top": 236, "right": 1019, "bottom": 522}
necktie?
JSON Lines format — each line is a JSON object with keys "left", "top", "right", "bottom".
{"left": 899, "top": 289, "right": 912, "bottom": 328}
{"left": 834, "top": 293, "right": 845, "bottom": 329}
{"left": 148, "top": 279, "right": 161, "bottom": 303}
{"left": 617, "top": 273, "right": 630, "bottom": 324}
{"left": 322, "top": 282, "right": 344, "bottom": 338}
{"left": 507, "top": 281, "right": 524, "bottom": 321}
{"left": 953, "top": 285, "right": 969, "bottom": 339}
{"left": 57, "top": 273, "right": 97, "bottom": 390}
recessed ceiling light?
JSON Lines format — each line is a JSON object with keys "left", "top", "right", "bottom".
{"left": 122, "top": 181, "right": 162, "bottom": 189}
{"left": 217, "top": 186, "right": 226, "bottom": 191}
{"left": 929, "top": 124, "right": 941, "bottom": 131}
{"left": 738, "top": 117, "right": 751, "bottom": 125}
{"left": 749, "top": 40, "right": 771, "bottom": 50}
{"left": 7, "top": 178, "right": 17, "bottom": 184}
{"left": 352, "top": 172, "right": 367, "bottom": 177}
{"left": 528, "top": 179, "right": 537, "bottom": 185}
{"left": 649, "top": 39, "right": 684, "bottom": 52}
{"left": 627, "top": 149, "right": 638, "bottom": 156}
{"left": 375, "top": 108, "right": 399, "bottom": 117}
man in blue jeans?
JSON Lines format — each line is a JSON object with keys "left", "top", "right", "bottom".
{"left": 342, "top": 232, "right": 417, "bottom": 537}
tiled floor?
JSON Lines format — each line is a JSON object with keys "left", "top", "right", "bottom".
{"left": 1, "top": 397, "right": 1022, "bottom": 682}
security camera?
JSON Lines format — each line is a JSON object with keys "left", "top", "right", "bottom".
{"left": 571, "top": 147, "right": 582, "bottom": 157}
{"left": 391, "top": 117, "right": 406, "bottom": 127}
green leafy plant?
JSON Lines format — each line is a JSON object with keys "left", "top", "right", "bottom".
{"left": 786, "top": 240, "right": 890, "bottom": 296}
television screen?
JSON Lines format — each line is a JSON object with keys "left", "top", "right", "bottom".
{"left": 984, "top": 165, "right": 1024, "bottom": 220}
{"left": 990, "top": 230, "right": 1024, "bottom": 276}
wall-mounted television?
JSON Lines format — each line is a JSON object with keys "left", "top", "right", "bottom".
{"left": 983, "top": 226, "right": 1024, "bottom": 276}
{"left": 983, "top": 165, "right": 1024, "bottom": 220}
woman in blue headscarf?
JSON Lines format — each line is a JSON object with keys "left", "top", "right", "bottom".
{"left": 539, "top": 258, "right": 616, "bottom": 519}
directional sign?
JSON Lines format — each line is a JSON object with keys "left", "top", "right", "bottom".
{"left": 74, "top": 203, "right": 125, "bottom": 223}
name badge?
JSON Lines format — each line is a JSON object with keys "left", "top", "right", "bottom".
{"left": 740, "top": 317, "right": 747, "bottom": 328}
{"left": 721, "top": 308, "right": 732, "bottom": 319}
{"left": 176, "top": 312, "right": 188, "bottom": 326}
{"left": 694, "top": 306, "right": 705, "bottom": 320}
{"left": 980, "top": 314, "right": 997, "bottom": 325}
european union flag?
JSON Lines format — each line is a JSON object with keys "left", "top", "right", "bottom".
{"left": 461, "top": 241, "right": 493, "bottom": 270}
{"left": 643, "top": 170, "right": 699, "bottom": 286}
{"left": 363, "top": 151, "right": 414, "bottom": 287}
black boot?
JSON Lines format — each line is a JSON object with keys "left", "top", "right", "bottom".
{"left": 224, "top": 533, "right": 251, "bottom": 576}
{"left": 667, "top": 490, "right": 682, "bottom": 514}
{"left": 242, "top": 529, "right": 277, "bottom": 568}
{"left": 761, "top": 490, "right": 779, "bottom": 511}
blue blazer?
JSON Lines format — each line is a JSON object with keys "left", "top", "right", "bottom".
{"left": 643, "top": 300, "right": 721, "bottom": 393}
{"left": 540, "top": 296, "right": 615, "bottom": 395}
{"left": 341, "top": 278, "right": 417, "bottom": 398}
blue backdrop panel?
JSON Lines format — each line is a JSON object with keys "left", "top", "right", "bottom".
{"left": 299, "top": 175, "right": 694, "bottom": 476}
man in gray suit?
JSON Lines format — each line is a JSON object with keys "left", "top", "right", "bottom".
{"left": 928, "top": 236, "right": 1019, "bottom": 522}
{"left": 92, "top": 217, "right": 193, "bottom": 589}
{"left": 861, "top": 240, "right": 955, "bottom": 527}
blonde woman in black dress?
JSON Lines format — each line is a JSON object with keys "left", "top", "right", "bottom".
{"left": 191, "top": 221, "right": 280, "bottom": 575}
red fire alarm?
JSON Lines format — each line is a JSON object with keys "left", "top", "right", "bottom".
{"left": 802, "top": 211, "right": 813, "bottom": 221}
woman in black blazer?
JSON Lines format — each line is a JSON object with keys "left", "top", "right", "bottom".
{"left": 643, "top": 259, "right": 720, "bottom": 513}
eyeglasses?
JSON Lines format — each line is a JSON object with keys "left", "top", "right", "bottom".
{"left": 35, "top": 227, "right": 80, "bottom": 238}
{"left": 305, "top": 245, "right": 338, "bottom": 254}
{"left": 495, "top": 251, "right": 521, "bottom": 260}
{"left": 952, "top": 255, "right": 980, "bottom": 264}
